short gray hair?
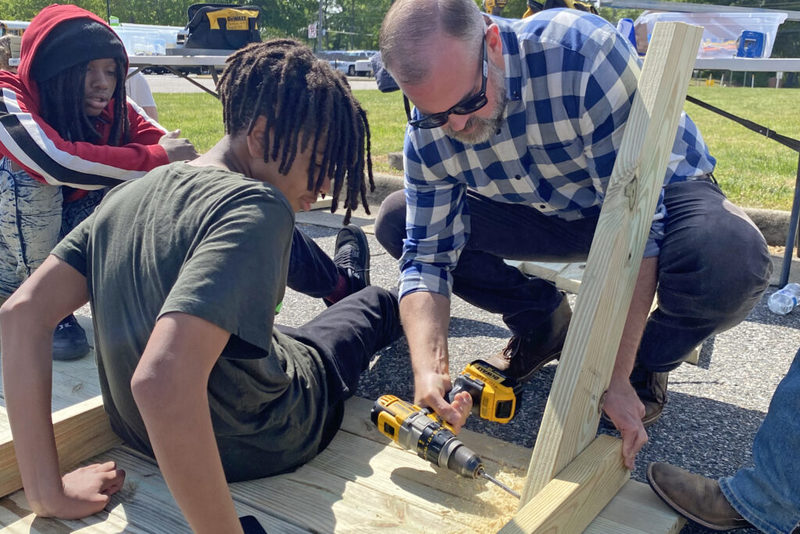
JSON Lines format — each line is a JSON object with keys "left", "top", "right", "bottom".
{"left": 380, "top": 0, "right": 485, "bottom": 85}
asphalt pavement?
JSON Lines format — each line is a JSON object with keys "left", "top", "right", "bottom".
{"left": 287, "top": 202, "right": 800, "bottom": 534}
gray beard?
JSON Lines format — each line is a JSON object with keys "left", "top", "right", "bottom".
{"left": 444, "top": 63, "right": 507, "bottom": 145}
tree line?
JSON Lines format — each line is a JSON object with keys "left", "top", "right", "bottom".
{"left": 0, "top": 0, "right": 795, "bottom": 58}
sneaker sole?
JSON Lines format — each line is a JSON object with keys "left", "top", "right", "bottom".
{"left": 53, "top": 343, "right": 91, "bottom": 361}
{"left": 646, "top": 464, "right": 751, "bottom": 531}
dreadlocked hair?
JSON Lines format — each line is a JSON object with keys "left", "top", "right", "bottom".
{"left": 218, "top": 39, "right": 374, "bottom": 224}
{"left": 38, "top": 57, "right": 129, "bottom": 146}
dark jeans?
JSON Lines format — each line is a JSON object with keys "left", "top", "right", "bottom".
{"left": 287, "top": 228, "right": 341, "bottom": 298}
{"left": 375, "top": 180, "right": 772, "bottom": 372}
{"left": 277, "top": 286, "right": 403, "bottom": 449}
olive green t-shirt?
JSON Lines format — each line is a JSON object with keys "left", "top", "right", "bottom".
{"left": 53, "top": 163, "right": 331, "bottom": 481}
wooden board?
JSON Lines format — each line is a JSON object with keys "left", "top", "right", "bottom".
{"left": 517, "top": 18, "right": 704, "bottom": 516}
{"left": 0, "top": 396, "right": 682, "bottom": 533}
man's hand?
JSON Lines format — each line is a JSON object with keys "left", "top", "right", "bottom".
{"left": 158, "top": 130, "right": 198, "bottom": 162}
{"left": 602, "top": 379, "right": 648, "bottom": 470}
{"left": 33, "top": 462, "right": 125, "bottom": 519}
{"left": 414, "top": 371, "right": 471, "bottom": 432}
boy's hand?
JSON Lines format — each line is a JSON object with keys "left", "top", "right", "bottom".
{"left": 44, "top": 462, "right": 125, "bottom": 519}
{"left": 159, "top": 130, "right": 198, "bottom": 162}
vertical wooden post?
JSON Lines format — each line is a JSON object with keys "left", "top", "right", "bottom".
{"left": 518, "top": 21, "right": 704, "bottom": 509}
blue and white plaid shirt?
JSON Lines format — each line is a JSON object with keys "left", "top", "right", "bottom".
{"left": 399, "top": 9, "right": 716, "bottom": 299}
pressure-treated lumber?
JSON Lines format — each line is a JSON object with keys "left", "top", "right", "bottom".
{"left": 499, "top": 435, "right": 628, "bottom": 533}
{"left": 518, "top": 20, "right": 705, "bottom": 510}
{"left": 0, "top": 396, "right": 683, "bottom": 533}
{"left": 0, "top": 396, "right": 120, "bottom": 498}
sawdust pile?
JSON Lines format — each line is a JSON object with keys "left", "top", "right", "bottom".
{"left": 445, "top": 464, "right": 527, "bottom": 533}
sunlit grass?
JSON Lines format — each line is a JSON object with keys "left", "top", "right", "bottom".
{"left": 155, "top": 84, "right": 800, "bottom": 211}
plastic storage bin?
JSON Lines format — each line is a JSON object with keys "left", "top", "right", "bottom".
{"left": 633, "top": 11, "right": 787, "bottom": 58}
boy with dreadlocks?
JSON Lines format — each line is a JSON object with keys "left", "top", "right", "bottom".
{"left": 1, "top": 39, "right": 406, "bottom": 532}
{"left": 0, "top": 5, "right": 197, "bottom": 360}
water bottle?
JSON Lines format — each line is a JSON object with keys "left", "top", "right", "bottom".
{"left": 767, "top": 282, "right": 800, "bottom": 315}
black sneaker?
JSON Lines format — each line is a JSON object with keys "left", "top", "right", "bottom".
{"left": 52, "top": 314, "right": 90, "bottom": 361}
{"left": 486, "top": 295, "right": 571, "bottom": 383}
{"left": 333, "top": 225, "right": 370, "bottom": 294}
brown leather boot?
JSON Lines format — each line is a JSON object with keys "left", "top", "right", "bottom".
{"left": 485, "top": 295, "right": 571, "bottom": 383}
{"left": 647, "top": 462, "right": 751, "bottom": 531}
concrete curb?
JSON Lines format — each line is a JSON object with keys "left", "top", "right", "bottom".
{"left": 368, "top": 172, "right": 793, "bottom": 247}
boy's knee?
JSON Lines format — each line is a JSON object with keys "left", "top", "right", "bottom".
{"left": 374, "top": 190, "right": 406, "bottom": 259}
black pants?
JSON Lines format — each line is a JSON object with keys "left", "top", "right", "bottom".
{"left": 277, "top": 286, "right": 403, "bottom": 449}
{"left": 375, "top": 179, "right": 772, "bottom": 372}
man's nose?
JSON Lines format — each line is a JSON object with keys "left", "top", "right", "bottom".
{"left": 446, "top": 113, "right": 470, "bottom": 131}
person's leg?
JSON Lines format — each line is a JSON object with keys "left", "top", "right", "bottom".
{"left": 719, "top": 349, "right": 800, "bottom": 534}
{"left": 60, "top": 189, "right": 105, "bottom": 238}
{"left": 375, "top": 189, "right": 596, "bottom": 335}
{"left": 632, "top": 179, "right": 771, "bottom": 423}
{"left": 0, "top": 161, "right": 62, "bottom": 299}
{"left": 287, "top": 225, "right": 370, "bottom": 304}
{"left": 287, "top": 227, "right": 340, "bottom": 298}
{"left": 277, "top": 286, "right": 403, "bottom": 403}
{"left": 638, "top": 179, "right": 771, "bottom": 369}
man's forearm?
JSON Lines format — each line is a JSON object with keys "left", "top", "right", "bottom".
{"left": 612, "top": 256, "right": 658, "bottom": 383}
{"left": 399, "top": 291, "right": 452, "bottom": 379}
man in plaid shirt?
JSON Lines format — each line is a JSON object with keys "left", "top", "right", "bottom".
{"left": 376, "top": 0, "right": 771, "bottom": 467}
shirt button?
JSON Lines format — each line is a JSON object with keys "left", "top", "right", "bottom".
{"left": 539, "top": 204, "right": 547, "bottom": 209}
{"left": 514, "top": 174, "right": 521, "bottom": 180}
{"left": 496, "top": 129, "right": 502, "bottom": 136}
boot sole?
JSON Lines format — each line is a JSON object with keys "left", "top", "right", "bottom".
{"left": 646, "top": 464, "right": 751, "bottom": 531}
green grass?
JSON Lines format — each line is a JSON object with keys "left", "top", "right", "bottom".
{"left": 154, "top": 93, "right": 224, "bottom": 153}
{"left": 155, "top": 85, "right": 800, "bottom": 211}
{"left": 685, "top": 85, "right": 800, "bottom": 211}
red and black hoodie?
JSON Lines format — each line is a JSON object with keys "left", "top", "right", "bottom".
{"left": 0, "top": 4, "right": 169, "bottom": 198}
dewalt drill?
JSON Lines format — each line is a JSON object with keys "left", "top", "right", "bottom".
{"left": 448, "top": 359, "right": 521, "bottom": 424}
{"left": 371, "top": 394, "right": 519, "bottom": 498}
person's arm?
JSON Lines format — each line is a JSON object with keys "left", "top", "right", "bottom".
{"left": 0, "top": 256, "right": 125, "bottom": 518}
{"left": 399, "top": 291, "right": 471, "bottom": 431}
{"left": 600, "top": 256, "right": 656, "bottom": 469}
{"left": 130, "top": 312, "right": 242, "bottom": 534}
{"left": 0, "top": 87, "right": 191, "bottom": 189}
{"left": 398, "top": 139, "right": 472, "bottom": 429}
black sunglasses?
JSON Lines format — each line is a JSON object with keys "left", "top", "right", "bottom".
{"left": 404, "top": 38, "right": 488, "bottom": 129}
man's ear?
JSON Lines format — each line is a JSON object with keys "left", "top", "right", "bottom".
{"left": 246, "top": 115, "right": 269, "bottom": 160}
{"left": 486, "top": 23, "right": 503, "bottom": 59}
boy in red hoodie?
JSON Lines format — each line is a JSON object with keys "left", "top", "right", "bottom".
{"left": 0, "top": 5, "right": 197, "bottom": 359}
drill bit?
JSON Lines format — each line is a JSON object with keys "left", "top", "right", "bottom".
{"left": 478, "top": 468, "right": 520, "bottom": 499}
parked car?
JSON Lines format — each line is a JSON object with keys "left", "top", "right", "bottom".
{"left": 317, "top": 49, "right": 377, "bottom": 77}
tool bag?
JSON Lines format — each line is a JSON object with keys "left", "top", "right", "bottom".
{"left": 183, "top": 3, "right": 262, "bottom": 50}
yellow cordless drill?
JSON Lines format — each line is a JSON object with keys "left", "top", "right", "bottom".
{"left": 448, "top": 359, "right": 521, "bottom": 424}
{"left": 371, "top": 394, "right": 519, "bottom": 498}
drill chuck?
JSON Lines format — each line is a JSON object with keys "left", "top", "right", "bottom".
{"left": 371, "top": 395, "right": 520, "bottom": 498}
